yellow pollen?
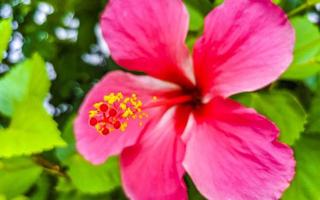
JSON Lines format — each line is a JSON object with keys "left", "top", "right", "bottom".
{"left": 88, "top": 92, "right": 148, "bottom": 135}
{"left": 120, "top": 103, "right": 127, "bottom": 110}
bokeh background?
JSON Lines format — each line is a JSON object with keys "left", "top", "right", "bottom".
{"left": 0, "top": 0, "right": 320, "bottom": 199}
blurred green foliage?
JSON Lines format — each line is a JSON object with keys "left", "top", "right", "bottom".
{"left": 0, "top": 0, "right": 320, "bottom": 199}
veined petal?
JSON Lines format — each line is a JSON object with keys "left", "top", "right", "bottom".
{"left": 74, "top": 71, "right": 179, "bottom": 164}
{"left": 121, "top": 106, "right": 191, "bottom": 200}
{"left": 101, "top": 0, "right": 194, "bottom": 87}
{"left": 193, "top": 0, "right": 294, "bottom": 97}
{"left": 183, "top": 97, "right": 295, "bottom": 200}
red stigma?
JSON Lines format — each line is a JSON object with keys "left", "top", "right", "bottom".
{"left": 114, "top": 121, "right": 121, "bottom": 129}
{"left": 101, "top": 128, "right": 110, "bottom": 135}
{"left": 99, "top": 103, "right": 108, "bottom": 112}
{"left": 109, "top": 108, "right": 117, "bottom": 117}
{"left": 89, "top": 117, "right": 98, "bottom": 126}
{"left": 88, "top": 92, "right": 148, "bottom": 135}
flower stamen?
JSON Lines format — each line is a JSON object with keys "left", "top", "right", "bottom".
{"left": 88, "top": 92, "right": 148, "bottom": 135}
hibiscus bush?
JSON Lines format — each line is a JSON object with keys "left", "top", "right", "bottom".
{"left": 0, "top": 0, "right": 320, "bottom": 199}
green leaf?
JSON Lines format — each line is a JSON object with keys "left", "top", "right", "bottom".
{"left": 56, "top": 191, "right": 124, "bottom": 200}
{"left": 0, "top": 157, "right": 42, "bottom": 198}
{"left": 29, "top": 174, "right": 50, "bottom": 200}
{"left": 272, "top": 0, "right": 281, "bottom": 4}
{"left": 56, "top": 177, "right": 75, "bottom": 193}
{"left": 186, "top": 36, "right": 198, "bottom": 50}
{"left": 0, "top": 54, "right": 50, "bottom": 117}
{"left": 213, "top": 0, "right": 224, "bottom": 6}
{"left": 306, "top": 93, "right": 320, "bottom": 134}
{"left": 282, "top": 134, "right": 320, "bottom": 200}
{"left": 0, "top": 19, "right": 12, "bottom": 62}
{"left": 56, "top": 116, "right": 76, "bottom": 161}
{"left": 185, "top": 176, "right": 206, "bottom": 200}
{"left": 0, "top": 99, "right": 66, "bottom": 157}
{"left": 185, "top": 3, "right": 204, "bottom": 31}
{"left": 184, "top": 0, "right": 213, "bottom": 16}
{"left": 56, "top": 117, "right": 121, "bottom": 194}
{"left": 0, "top": 54, "right": 66, "bottom": 158}
{"left": 65, "top": 155, "right": 121, "bottom": 194}
{"left": 11, "top": 196, "right": 29, "bottom": 200}
{"left": 236, "top": 91, "right": 307, "bottom": 145}
{"left": 282, "top": 17, "right": 320, "bottom": 80}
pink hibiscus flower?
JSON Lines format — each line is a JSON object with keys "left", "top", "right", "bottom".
{"left": 75, "top": 0, "right": 296, "bottom": 199}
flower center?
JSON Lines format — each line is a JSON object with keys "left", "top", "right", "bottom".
{"left": 88, "top": 88, "right": 202, "bottom": 136}
{"left": 88, "top": 92, "right": 148, "bottom": 135}
{"left": 183, "top": 87, "right": 203, "bottom": 107}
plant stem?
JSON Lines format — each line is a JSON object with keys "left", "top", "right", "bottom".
{"left": 32, "top": 155, "right": 68, "bottom": 178}
{"left": 288, "top": 1, "right": 320, "bottom": 17}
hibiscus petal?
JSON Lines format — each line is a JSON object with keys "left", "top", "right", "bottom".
{"left": 100, "top": 0, "right": 194, "bottom": 87}
{"left": 74, "top": 71, "right": 179, "bottom": 164}
{"left": 121, "top": 106, "right": 191, "bottom": 200}
{"left": 183, "top": 97, "right": 295, "bottom": 200}
{"left": 193, "top": 0, "right": 294, "bottom": 97}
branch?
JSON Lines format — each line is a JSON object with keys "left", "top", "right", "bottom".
{"left": 288, "top": 1, "right": 320, "bottom": 17}
{"left": 32, "top": 155, "right": 69, "bottom": 178}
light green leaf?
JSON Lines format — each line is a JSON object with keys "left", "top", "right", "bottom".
{"left": 282, "top": 134, "right": 320, "bottom": 200}
{"left": 0, "top": 99, "right": 66, "bottom": 157}
{"left": 185, "top": 3, "right": 204, "bottom": 31}
{"left": 0, "top": 54, "right": 50, "bottom": 117}
{"left": 236, "top": 91, "right": 307, "bottom": 145}
{"left": 0, "top": 19, "right": 12, "bottom": 62}
{"left": 213, "top": 0, "right": 224, "bottom": 6}
{"left": 0, "top": 157, "right": 42, "bottom": 198}
{"left": 282, "top": 17, "right": 320, "bottom": 80}
{"left": 0, "top": 54, "right": 66, "bottom": 158}
{"left": 11, "top": 196, "right": 29, "bottom": 200}
{"left": 272, "top": 0, "right": 281, "bottom": 4}
{"left": 65, "top": 155, "right": 121, "bottom": 194}
{"left": 186, "top": 36, "right": 198, "bottom": 50}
